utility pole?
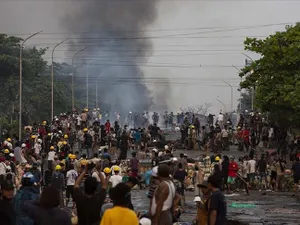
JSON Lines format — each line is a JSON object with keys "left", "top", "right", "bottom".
{"left": 71, "top": 47, "right": 86, "bottom": 111}
{"left": 19, "top": 30, "right": 43, "bottom": 141}
{"left": 223, "top": 80, "right": 233, "bottom": 112}
{"left": 51, "top": 39, "right": 68, "bottom": 121}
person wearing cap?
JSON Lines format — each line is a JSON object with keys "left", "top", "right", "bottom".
{"left": 51, "top": 165, "right": 65, "bottom": 207}
{"left": 100, "top": 183, "right": 139, "bottom": 225}
{"left": 207, "top": 175, "right": 227, "bottom": 225}
{"left": 0, "top": 179, "right": 16, "bottom": 225}
{"left": 13, "top": 172, "right": 40, "bottom": 225}
{"left": 109, "top": 166, "right": 122, "bottom": 188}
{"left": 195, "top": 180, "right": 211, "bottom": 225}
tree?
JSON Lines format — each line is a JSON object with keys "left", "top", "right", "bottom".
{"left": 237, "top": 91, "right": 252, "bottom": 113}
{"left": 0, "top": 34, "right": 79, "bottom": 132}
{"left": 239, "top": 23, "right": 300, "bottom": 127}
{"left": 180, "top": 103, "right": 212, "bottom": 115}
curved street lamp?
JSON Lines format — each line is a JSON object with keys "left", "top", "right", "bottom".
{"left": 19, "top": 30, "right": 43, "bottom": 141}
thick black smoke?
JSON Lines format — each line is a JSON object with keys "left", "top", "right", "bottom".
{"left": 63, "top": 0, "right": 159, "bottom": 114}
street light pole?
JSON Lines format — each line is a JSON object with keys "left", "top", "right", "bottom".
{"left": 222, "top": 80, "right": 233, "bottom": 112}
{"left": 95, "top": 74, "right": 103, "bottom": 108}
{"left": 19, "top": 30, "right": 43, "bottom": 141}
{"left": 232, "top": 65, "right": 243, "bottom": 113}
{"left": 216, "top": 98, "right": 226, "bottom": 112}
{"left": 86, "top": 60, "right": 94, "bottom": 109}
{"left": 51, "top": 39, "right": 68, "bottom": 121}
{"left": 71, "top": 47, "right": 86, "bottom": 111}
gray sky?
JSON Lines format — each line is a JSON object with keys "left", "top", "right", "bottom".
{"left": 1, "top": 0, "right": 299, "bottom": 114}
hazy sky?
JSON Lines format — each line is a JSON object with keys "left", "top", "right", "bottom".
{"left": 0, "top": 0, "right": 299, "bottom": 114}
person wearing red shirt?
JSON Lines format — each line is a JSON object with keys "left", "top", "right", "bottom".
{"left": 227, "top": 156, "right": 238, "bottom": 193}
{"left": 105, "top": 120, "right": 111, "bottom": 134}
{"left": 241, "top": 127, "right": 250, "bottom": 152}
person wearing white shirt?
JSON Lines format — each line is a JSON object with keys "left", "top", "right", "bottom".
{"left": 247, "top": 157, "right": 257, "bottom": 185}
{"left": 92, "top": 162, "right": 106, "bottom": 182}
{"left": 66, "top": 164, "right": 78, "bottom": 203}
{"left": 110, "top": 165, "right": 122, "bottom": 175}
{"left": 216, "top": 113, "right": 224, "bottom": 127}
{"left": 109, "top": 168, "right": 123, "bottom": 188}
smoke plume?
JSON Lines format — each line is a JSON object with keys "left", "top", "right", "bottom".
{"left": 62, "top": 0, "right": 159, "bottom": 114}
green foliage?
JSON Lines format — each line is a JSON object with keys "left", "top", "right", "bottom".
{"left": 0, "top": 34, "right": 81, "bottom": 130}
{"left": 239, "top": 23, "right": 300, "bottom": 127}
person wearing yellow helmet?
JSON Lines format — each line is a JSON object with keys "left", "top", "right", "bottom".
{"left": 103, "top": 167, "right": 111, "bottom": 174}
{"left": 42, "top": 120, "right": 47, "bottom": 125}
{"left": 4, "top": 149, "right": 10, "bottom": 154}
{"left": 73, "top": 158, "right": 107, "bottom": 216}
{"left": 109, "top": 166, "right": 122, "bottom": 188}
{"left": 64, "top": 134, "right": 69, "bottom": 139}
{"left": 83, "top": 128, "right": 88, "bottom": 132}
{"left": 52, "top": 164, "right": 65, "bottom": 207}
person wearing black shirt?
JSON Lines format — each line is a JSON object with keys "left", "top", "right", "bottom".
{"left": 0, "top": 180, "right": 16, "bottom": 225}
{"left": 207, "top": 175, "right": 227, "bottom": 225}
{"left": 257, "top": 156, "right": 267, "bottom": 190}
{"left": 221, "top": 156, "right": 229, "bottom": 190}
{"left": 74, "top": 165, "right": 107, "bottom": 225}
{"left": 83, "top": 129, "right": 93, "bottom": 158}
{"left": 119, "top": 131, "right": 129, "bottom": 160}
{"left": 151, "top": 150, "right": 160, "bottom": 167}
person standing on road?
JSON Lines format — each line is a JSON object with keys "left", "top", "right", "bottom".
{"left": 51, "top": 165, "right": 65, "bottom": 207}
{"left": 292, "top": 157, "right": 300, "bottom": 194}
{"left": 207, "top": 175, "right": 227, "bottom": 225}
{"left": 227, "top": 156, "right": 238, "bottom": 193}
{"left": 151, "top": 164, "right": 180, "bottom": 225}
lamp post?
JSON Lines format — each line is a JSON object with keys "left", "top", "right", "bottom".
{"left": 216, "top": 98, "right": 226, "bottom": 112}
{"left": 222, "top": 80, "right": 233, "bottom": 112}
{"left": 86, "top": 60, "right": 94, "bottom": 109}
{"left": 19, "top": 30, "right": 43, "bottom": 141}
{"left": 232, "top": 65, "right": 243, "bottom": 113}
{"left": 95, "top": 74, "right": 103, "bottom": 108}
{"left": 51, "top": 39, "right": 68, "bottom": 121}
{"left": 71, "top": 47, "right": 86, "bottom": 111}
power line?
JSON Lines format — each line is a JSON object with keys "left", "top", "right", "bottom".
{"left": 10, "top": 22, "right": 291, "bottom": 36}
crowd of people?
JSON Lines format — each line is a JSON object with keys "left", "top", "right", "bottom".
{"left": 0, "top": 108, "right": 300, "bottom": 225}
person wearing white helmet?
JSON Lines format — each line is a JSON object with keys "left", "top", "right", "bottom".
{"left": 14, "top": 142, "right": 27, "bottom": 164}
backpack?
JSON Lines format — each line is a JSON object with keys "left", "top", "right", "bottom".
{"left": 51, "top": 173, "right": 64, "bottom": 190}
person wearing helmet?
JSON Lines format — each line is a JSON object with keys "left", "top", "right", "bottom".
{"left": 83, "top": 128, "right": 93, "bottom": 158}
{"left": 12, "top": 172, "right": 39, "bottom": 225}
{"left": 47, "top": 146, "right": 56, "bottom": 171}
{"left": 51, "top": 165, "right": 65, "bottom": 207}
{"left": 74, "top": 161, "right": 107, "bottom": 225}
{"left": 108, "top": 166, "right": 122, "bottom": 188}
{"left": 195, "top": 180, "right": 211, "bottom": 225}
{"left": 4, "top": 138, "right": 13, "bottom": 150}
{"left": 14, "top": 142, "right": 27, "bottom": 164}
{"left": 34, "top": 139, "right": 42, "bottom": 158}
